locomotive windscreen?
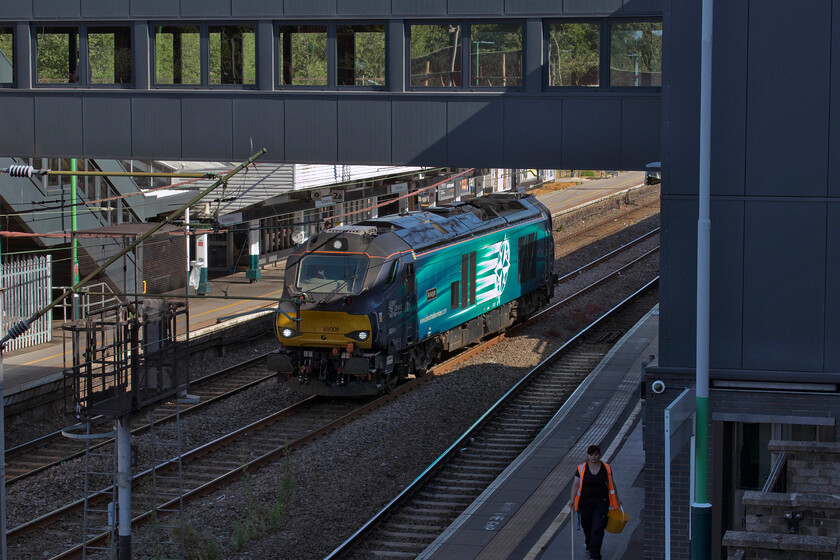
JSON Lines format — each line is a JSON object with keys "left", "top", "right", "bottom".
{"left": 296, "top": 254, "right": 368, "bottom": 294}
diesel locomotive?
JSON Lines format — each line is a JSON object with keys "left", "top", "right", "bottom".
{"left": 269, "top": 192, "right": 555, "bottom": 396}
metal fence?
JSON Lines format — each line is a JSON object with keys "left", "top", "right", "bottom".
{"left": 1, "top": 254, "right": 52, "bottom": 351}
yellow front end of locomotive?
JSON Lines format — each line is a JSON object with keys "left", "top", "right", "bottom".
{"left": 276, "top": 310, "right": 373, "bottom": 349}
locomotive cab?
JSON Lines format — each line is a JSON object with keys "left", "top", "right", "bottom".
{"left": 272, "top": 224, "right": 416, "bottom": 396}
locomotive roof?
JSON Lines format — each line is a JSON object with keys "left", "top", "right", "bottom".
{"left": 356, "top": 193, "right": 545, "bottom": 252}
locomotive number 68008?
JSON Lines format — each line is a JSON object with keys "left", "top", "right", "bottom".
{"left": 268, "top": 192, "right": 555, "bottom": 397}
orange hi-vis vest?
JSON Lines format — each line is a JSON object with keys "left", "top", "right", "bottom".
{"left": 573, "top": 461, "right": 619, "bottom": 512}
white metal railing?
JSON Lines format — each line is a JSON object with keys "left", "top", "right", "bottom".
{"left": 0, "top": 254, "right": 52, "bottom": 351}
{"left": 57, "top": 281, "right": 123, "bottom": 322}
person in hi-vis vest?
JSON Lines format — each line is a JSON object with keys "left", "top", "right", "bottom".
{"left": 569, "top": 445, "right": 621, "bottom": 560}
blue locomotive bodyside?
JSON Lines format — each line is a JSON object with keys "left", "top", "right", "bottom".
{"left": 269, "top": 192, "right": 554, "bottom": 396}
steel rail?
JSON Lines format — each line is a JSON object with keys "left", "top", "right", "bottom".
{"left": 323, "top": 276, "right": 659, "bottom": 559}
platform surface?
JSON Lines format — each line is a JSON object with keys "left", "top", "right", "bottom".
{"left": 418, "top": 306, "right": 658, "bottom": 560}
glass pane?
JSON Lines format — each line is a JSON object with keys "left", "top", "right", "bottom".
{"left": 155, "top": 25, "right": 200, "bottom": 85}
{"left": 88, "top": 27, "right": 132, "bottom": 84}
{"left": 548, "top": 23, "right": 599, "bottom": 87}
{"left": 610, "top": 21, "right": 662, "bottom": 87}
{"left": 470, "top": 24, "right": 522, "bottom": 87}
{"left": 0, "top": 27, "right": 13, "bottom": 84}
{"left": 337, "top": 25, "right": 385, "bottom": 86}
{"left": 410, "top": 24, "right": 461, "bottom": 87}
{"left": 37, "top": 26, "right": 80, "bottom": 84}
{"left": 279, "top": 25, "right": 327, "bottom": 86}
{"left": 297, "top": 254, "right": 368, "bottom": 294}
{"left": 209, "top": 25, "right": 255, "bottom": 85}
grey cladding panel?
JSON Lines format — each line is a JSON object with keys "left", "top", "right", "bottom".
{"left": 745, "top": 1, "right": 830, "bottom": 197}
{"left": 506, "top": 0, "right": 574, "bottom": 14}
{"left": 182, "top": 98, "right": 233, "bottom": 161}
{"left": 33, "top": 0, "right": 79, "bottom": 18}
{"left": 563, "top": 0, "right": 622, "bottom": 14}
{"left": 448, "top": 0, "right": 505, "bottom": 15}
{"left": 338, "top": 98, "right": 391, "bottom": 164}
{"left": 710, "top": 0, "right": 747, "bottom": 197}
{"left": 232, "top": 0, "right": 284, "bottom": 17}
{"left": 561, "top": 98, "right": 620, "bottom": 169}
{"left": 0, "top": 0, "right": 32, "bottom": 18}
{"left": 232, "top": 98, "right": 284, "bottom": 161}
{"left": 826, "top": 206, "right": 840, "bottom": 370}
{"left": 0, "top": 96, "right": 34, "bottom": 155}
{"left": 661, "top": 0, "right": 700, "bottom": 196}
{"left": 709, "top": 200, "right": 744, "bottom": 370}
{"left": 337, "top": 0, "right": 391, "bottom": 16}
{"left": 830, "top": 3, "right": 840, "bottom": 198}
{"left": 502, "top": 97, "right": 562, "bottom": 169}
{"left": 285, "top": 98, "right": 337, "bottom": 163}
{"left": 617, "top": 0, "right": 663, "bottom": 15}
{"left": 82, "top": 0, "right": 130, "bottom": 17}
{"left": 446, "top": 99, "right": 504, "bottom": 167}
{"left": 284, "top": 0, "right": 337, "bottom": 16}
{"left": 181, "top": 0, "right": 230, "bottom": 17}
{"left": 35, "top": 97, "right": 82, "bottom": 157}
{"left": 129, "top": 0, "right": 179, "bottom": 17}
{"left": 83, "top": 97, "right": 132, "bottom": 157}
{"left": 391, "top": 99, "right": 448, "bottom": 166}
{"left": 657, "top": 198, "right": 696, "bottom": 368}
{"left": 392, "top": 0, "right": 448, "bottom": 15}
{"left": 132, "top": 97, "right": 182, "bottom": 159}
{"left": 620, "top": 97, "right": 661, "bottom": 170}
{"left": 743, "top": 201, "right": 826, "bottom": 372}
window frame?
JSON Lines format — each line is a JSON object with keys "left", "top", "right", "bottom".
{"left": 0, "top": 25, "right": 14, "bottom": 87}
{"left": 152, "top": 22, "right": 257, "bottom": 89}
{"left": 406, "top": 21, "right": 463, "bottom": 90}
{"left": 276, "top": 21, "right": 387, "bottom": 90}
{"left": 544, "top": 19, "right": 601, "bottom": 90}
{"left": 607, "top": 18, "right": 663, "bottom": 89}
{"left": 33, "top": 23, "right": 134, "bottom": 88}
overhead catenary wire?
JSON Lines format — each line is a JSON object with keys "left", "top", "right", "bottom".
{"left": 0, "top": 148, "right": 268, "bottom": 348}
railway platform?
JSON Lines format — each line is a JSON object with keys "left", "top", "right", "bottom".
{"left": 1, "top": 172, "right": 651, "bottom": 407}
{"left": 418, "top": 305, "right": 657, "bottom": 560}
{"left": 0, "top": 260, "right": 287, "bottom": 403}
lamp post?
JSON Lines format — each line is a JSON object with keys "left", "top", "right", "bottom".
{"left": 628, "top": 53, "right": 640, "bottom": 86}
{"left": 473, "top": 40, "right": 494, "bottom": 86}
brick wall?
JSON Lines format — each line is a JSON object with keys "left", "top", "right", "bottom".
{"left": 643, "top": 370, "right": 696, "bottom": 560}
{"left": 142, "top": 229, "right": 187, "bottom": 294}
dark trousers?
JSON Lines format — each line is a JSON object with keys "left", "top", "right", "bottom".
{"left": 578, "top": 497, "right": 609, "bottom": 559}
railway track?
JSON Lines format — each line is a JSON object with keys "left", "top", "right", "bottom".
{"left": 327, "top": 279, "right": 659, "bottom": 559}
{"left": 5, "top": 355, "right": 278, "bottom": 483}
{"left": 9, "top": 215, "right": 659, "bottom": 559}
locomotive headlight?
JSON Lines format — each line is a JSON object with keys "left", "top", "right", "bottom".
{"left": 281, "top": 328, "right": 296, "bottom": 338}
{"left": 346, "top": 330, "right": 370, "bottom": 342}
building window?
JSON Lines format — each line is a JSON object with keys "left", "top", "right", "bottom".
{"left": 279, "top": 25, "right": 327, "bottom": 86}
{"left": 609, "top": 22, "right": 662, "bottom": 87}
{"left": 209, "top": 25, "right": 255, "bottom": 85}
{"left": 88, "top": 26, "right": 132, "bottom": 84}
{"left": 36, "top": 26, "right": 80, "bottom": 84}
{"left": 154, "top": 25, "right": 200, "bottom": 85}
{"left": 409, "top": 24, "right": 461, "bottom": 87}
{"left": 548, "top": 23, "right": 599, "bottom": 87}
{"left": 0, "top": 27, "right": 13, "bottom": 85}
{"left": 470, "top": 23, "right": 521, "bottom": 87}
{"left": 337, "top": 25, "right": 385, "bottom": 87}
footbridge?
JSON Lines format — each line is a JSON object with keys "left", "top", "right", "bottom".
{"left": 0, "top": 2, "right": 661, "bottom": 168}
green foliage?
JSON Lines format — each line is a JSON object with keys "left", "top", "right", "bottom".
{"left": 280, "top": 27, "right": 328, "bottom": 86}
{"left": 549, "top": 23, "right": 599, "bottom": 86}
{"left": 230, "top": 453, "right": 296, "bottom": 552}
{"left": 155, "top": 26, "right": 200, "bottom": 85}
{"left": 182, "top": 523, "right": 222, "bottom": 560}
{"left": 0, "top": 30, "right": 13, "bottom": 64}
{"left": 36, "top": 29, "right": 78, "bottom": 83}
{"left": 610, "top": 22, "right": 662, "bottom": 84}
